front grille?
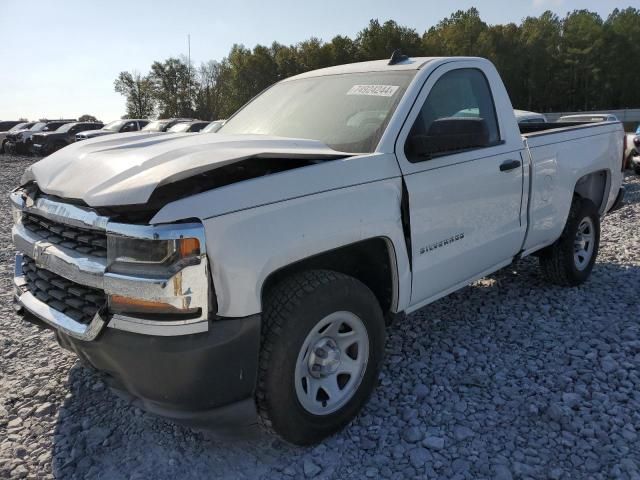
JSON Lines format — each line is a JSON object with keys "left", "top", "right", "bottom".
{"left": 23, "top": 212, "right": 107, "bottom": 258}
{"left": 21, "top": 256, "right": 105, "bottom": 324}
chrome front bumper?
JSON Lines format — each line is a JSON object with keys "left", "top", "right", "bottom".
{"left": 11, "top": 189, "right": 211, "bottom": 339}
{"left": 14, "top": 253, "right": 107, "bottom": 340}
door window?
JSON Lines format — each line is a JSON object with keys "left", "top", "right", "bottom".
{"left": 405, "top": 68, "right": 500, "bottom": 162}
{"left": 121, "top": 122, "right": 137, "bottom": 132}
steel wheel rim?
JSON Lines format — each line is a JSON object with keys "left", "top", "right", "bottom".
{"left": 294, "top": 311, "right": 369, "bottom": 415}
{"left": 574, "top": 217, "right": 595, "bottom": 271}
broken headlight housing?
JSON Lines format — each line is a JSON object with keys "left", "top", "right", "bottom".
{"left": 105, "top": 226, "right": 207, "bottom": 319}
{"left": 107, "top": 235, "right": 200, "bottom": 276}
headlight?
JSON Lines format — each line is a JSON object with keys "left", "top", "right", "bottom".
{"left": 107, "top": 236, "right": 200, "bottom": 276}
{"left": 106, "top": 234, "right": 204, "bottom": 318}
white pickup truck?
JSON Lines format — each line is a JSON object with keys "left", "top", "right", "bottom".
{"left": 11, "top": 56, "right": 625, "bottom": 445}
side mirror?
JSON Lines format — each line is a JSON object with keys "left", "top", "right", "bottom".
{"left": 408, "top": 117, "right": 490, "bottom": 158}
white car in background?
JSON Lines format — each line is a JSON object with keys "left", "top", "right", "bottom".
{"left": 558, "top": 113, "right": 619, "bottom": 123}
{"left": 201, "top": 120, "right": 226, "bottom": 133}
{"left": 167, "top": 121, "right": 210, "bottom": 133}
{"left": 514, "top": 109, "right": 547, "bottom": 124}
{"left": 76, "top": 119, "right": 150, "bottom": 141}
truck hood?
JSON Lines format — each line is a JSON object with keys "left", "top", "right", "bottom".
{"left": 24, "top": 132, "right": 349, "bottom": 207}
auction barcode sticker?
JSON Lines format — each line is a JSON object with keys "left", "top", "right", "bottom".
{"left": 347, "top": 85, "right": 399, "bottom": 97}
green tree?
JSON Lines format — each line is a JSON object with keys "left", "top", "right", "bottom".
{"left": 118, "top": 7, "right": 640, "bottom": 119}
{"left": 194, "top": 60, "right": 228, "bottom": 120}
{"left": 519, "top": 12, "right": 563, "bottom": 111}
{"left": 358, "top": 19, "right": 421, "bottom": 60}
{"left": 149, "top": 57, "right": 197, "bottom": 118}
{"left": 560, "top": 10, "right": 605, "bottom": 110}
{"left": 113, "top": 71, "right": 156, "bottom": 119}
{"left": 601, "top": 8, "right": 640, "bottom": 109}
{"left": 423, "top": 8, "right": 488, "bottom": 56}
{"left": 78, "top": 114, "right": 98, "bottom": 122}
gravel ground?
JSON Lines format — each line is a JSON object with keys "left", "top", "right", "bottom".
{"left": 1, "top": 153, "right": 639, "bottom": 480}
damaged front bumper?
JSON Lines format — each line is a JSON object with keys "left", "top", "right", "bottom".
{"left": 11, "top": 188, "right": 261, "bottom": 427}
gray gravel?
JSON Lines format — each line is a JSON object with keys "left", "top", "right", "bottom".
{"left": 1, "top": 153, "right": 639, "bottom": 479}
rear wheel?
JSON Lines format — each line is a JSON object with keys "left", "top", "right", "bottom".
{"left": 539, "top": 198, "right": 600, "bottom": 286}
{"left": 256, "top": 270, "right": 385, "bottom": 445}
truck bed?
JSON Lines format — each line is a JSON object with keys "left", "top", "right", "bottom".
{"left": 519, "top": 120, "right": 618, "bottom": 136}
{"left": 519, "top": 119, "right": 623, "bottom": 256}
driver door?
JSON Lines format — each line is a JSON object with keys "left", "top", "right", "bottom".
{"left": 396, "top": 63, "right": 526, "bottom": 307}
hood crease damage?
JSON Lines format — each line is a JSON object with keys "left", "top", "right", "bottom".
{"left": 24, "top": 133, "right": 350, "bottom": 220}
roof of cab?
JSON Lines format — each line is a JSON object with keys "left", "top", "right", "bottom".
{"left": 283, "top": 57, "right": 443, "bottom": 82}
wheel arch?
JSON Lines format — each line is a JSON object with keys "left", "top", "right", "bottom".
{"left": 260, "top": 237, "right": 400, "bottom": 318}
{"left": 572, "top": 169, "right": 609, "bottom": 214}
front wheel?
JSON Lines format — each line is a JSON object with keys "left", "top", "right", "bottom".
{"left": 256, "top": 270, "right": 385, "bottom": 445}
{"left": 539, "top": 198, "right": 600, "bottom": 286}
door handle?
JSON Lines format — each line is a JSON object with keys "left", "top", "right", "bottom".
{"left": 500, "top": 159, "right": 521, "bottom": 172}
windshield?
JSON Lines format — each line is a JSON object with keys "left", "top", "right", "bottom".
{"left": 168, "top": 122, "right": 191, "bottom": 133}
{"left": 9, "top": 123, "right": 29, "bottom": 132}
{"left": 220, "top": 71, "right": 415, "bottom": 153}
{"left": 56, "top": 123, "right": 77, "bottom": 133}
{"left": 142, "top": 120, "right": 169, "bottom": 132}
{"left": 104, "top": 120, "right": 126, "bottom": 131}
{"left": 31, "top": 122, "right": 47, "bottom": 132}
{"left": 43, "top": 123, "right": 65, "bottom": 132}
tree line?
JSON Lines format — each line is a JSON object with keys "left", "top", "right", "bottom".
{"left": 114, "top": 7, "right": 640, "bottom": 120}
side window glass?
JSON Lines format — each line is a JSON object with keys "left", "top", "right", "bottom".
{"left": 122, "top": 122, "right": 136, "bottom": 132}
{"left": 405, "top": 68, "right": 500, "bottom": 162}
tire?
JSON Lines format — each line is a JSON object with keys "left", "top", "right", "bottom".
{"left": 539, "top": 197, "right": 600, "bottom": 286}
{"left": 256, "top": 269, "right": 385, "bottom": 445}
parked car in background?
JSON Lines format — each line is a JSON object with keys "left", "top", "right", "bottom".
{"left": 168, "top": 121, "right": 210, "bottom": 133}
{"left": 201, "top": 120, "right": 226, "bottom": 133}
{"left": 557, "top": 113, "right": 619, "bottom": 123}
{"left": 12, "top": 56, "right": 625, "bottom": 445}
{"left": 4, "top": 120, "right": 75, "bottom": 154}
{"left": 624, "top": 129, "right": 638, "bottom": 170}
{"left": 631, "top": 153, "right": 640, "bottom": 174}
{"left": 631, "top": 126, "right": 640, "bottom": 174}
{"left": 31, "top": 122, "right": 104, "bottom": 156}
{"left": 0, "top": 120, "right": 24, "bottom": 132}
{"left": 141, "top": 118, "right": 192, "bottom": 132}
{"left": 1, "top": 122, "right": 36, "bottom": 153}
{"left": 76, "top": 119, "right": 149, "bottom": 141}
{"left": 515, "top": 109, "right": 547, "bottom": 124}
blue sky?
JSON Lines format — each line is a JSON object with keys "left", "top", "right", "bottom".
{"left": 0, "top": 0, "right": 637, "bottom": 122}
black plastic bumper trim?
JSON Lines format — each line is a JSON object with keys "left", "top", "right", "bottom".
{"left": 54, "top": 313, "right": 262, "bottom": 427}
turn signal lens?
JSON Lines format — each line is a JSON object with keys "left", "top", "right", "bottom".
{"left": 179, "top": 238, "right": 200, "bottom": 258}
